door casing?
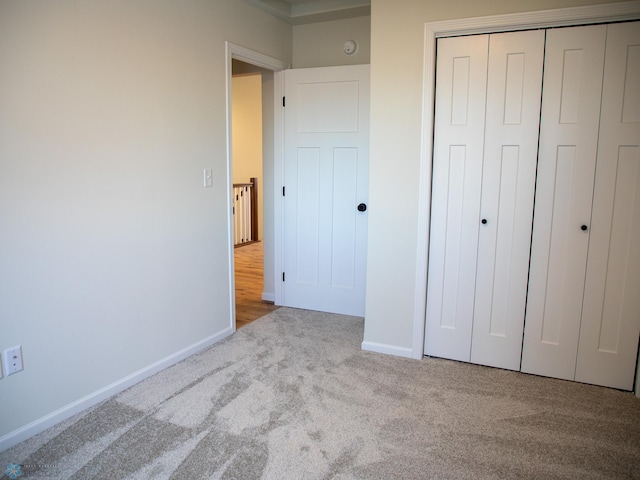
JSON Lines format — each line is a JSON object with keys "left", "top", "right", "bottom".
{"left": 225, "top": 42, "right": 287, "bottom": 331}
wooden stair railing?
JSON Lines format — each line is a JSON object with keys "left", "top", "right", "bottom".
{"left": 233, "top": 177, "right": 258, "bottom": 246}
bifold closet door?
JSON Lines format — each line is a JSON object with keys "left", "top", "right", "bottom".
{"left": 521, "top": 25, "right": 607, "bottom": 381}
{"left": 575, "top": 22, "right": 640, "bottom": 390}
{"left": 424, "top": 35, "right": 488, "bottom": 361}
{"left": 470, "top": 30, "right": 544, "bottom": 370}
{"left": 425, "top": 31, "right": 544, "bottom": 369}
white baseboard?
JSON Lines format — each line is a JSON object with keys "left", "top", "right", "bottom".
{"left": 0, "top": 327, "right": 234, "bottom": 452}
{"left": 361, "top": 340, "right": 415, "bottom": 359}
{"left": 262, "top": 292, "right": 275, "bottom": 303}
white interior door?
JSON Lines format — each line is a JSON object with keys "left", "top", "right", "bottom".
{"left": 282, "top": 65, "right": 369, "bottom": 316}
{"left": 575, "top": 21, "right": 640, "bottom": 390}
{"left": 521, "top": 25, "right": 607, "bottom": 381}
{"left": 470, "top": 30, "right": 544, "bottom": 371}
{"left": 424, "top": 35, "right": 489, "bottom": 361}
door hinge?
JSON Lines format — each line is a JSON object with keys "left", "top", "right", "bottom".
{"left": 282, "top": 272, "right": 285, "bottom": 282}
{"left": 282, "top": 96, "right": 286, "bottom": 107}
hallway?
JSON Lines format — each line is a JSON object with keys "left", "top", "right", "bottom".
{"left": 234, "top": 242, "right": 279, "bottom": 328}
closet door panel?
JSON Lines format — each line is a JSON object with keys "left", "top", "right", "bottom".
{"left": 425, "top": 35, "right": 489, "bottom": 361}
{"left": 522, "top": 25, "right": 607, "bottom": 380}
{"left": 470, "top": 30, "right": 545, "bottom": 370}
{"left": 576, "top": 22, "right": 640, "bottom": 390}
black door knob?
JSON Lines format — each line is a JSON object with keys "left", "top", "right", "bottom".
{"left": 481, "top": 219, "right": 487, "bottom": 224}
{"left": 357, "top": 203, "right": 367, "bottom": 212}
{"left": 581, "top": 225, "right": 588, "bottom": 231}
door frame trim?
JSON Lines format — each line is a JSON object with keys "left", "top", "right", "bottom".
{"left": 225, "top": 42, "right": 287, "bottom": 330}
{"left": 415, "top": 2, "right": 640, "bottom": 365}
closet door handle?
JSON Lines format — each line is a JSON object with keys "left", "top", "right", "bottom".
{"left": 581, "top": 224, "right": 588, "bottom": 231}
{"left": 481, "top": 218, "right": 488, "bottom": 225}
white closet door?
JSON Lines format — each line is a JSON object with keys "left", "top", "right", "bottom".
{"left": 425, "top": 35, "right": 489, "bottom": 361}
{"left": 521, "top": 25, "right": 607, "bottom": 380}
{"left": 575, "top": 22, "right": 640, "bottom": 390}
{"left": 470, "top": 30, "right": 545, "bottom": 370}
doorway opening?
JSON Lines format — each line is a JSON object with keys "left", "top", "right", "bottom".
{"left": 232, "top": 59, "right": 278, "bottom": 328}
{"left": 225, "top": 43, "right": 286, "bottom": 331}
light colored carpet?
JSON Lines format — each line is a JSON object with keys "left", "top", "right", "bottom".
{"left": 2, "top": 307, "right": 640, "bottom": 479}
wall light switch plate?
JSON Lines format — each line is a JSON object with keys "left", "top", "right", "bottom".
{"left": 203, "top": 169, "right": 213, "bottom": 188}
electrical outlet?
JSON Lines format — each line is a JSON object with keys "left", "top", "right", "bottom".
{"left": 3, "top": 345, "right": 24, "bottom": 376}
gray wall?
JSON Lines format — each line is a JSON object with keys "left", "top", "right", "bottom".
{"left": 0, "top": 0, "right": 291, "bottom": 442}
{"left": 293, "top": 16, "right": 370, "bottom": 68}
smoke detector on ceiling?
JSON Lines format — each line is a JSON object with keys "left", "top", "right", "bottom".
{"left": 343, "top": 40, "right": 358, "bottom": 55}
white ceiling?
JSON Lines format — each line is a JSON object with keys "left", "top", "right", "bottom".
{"left": 244, "top": 0, "right": 370, "bottom": 24}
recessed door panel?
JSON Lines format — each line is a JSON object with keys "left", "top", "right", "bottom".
{"left": 298, "top": 81, "right": 359, "bottom": 133}
{"left": 295, "top": 148, "right": 320, "bottom": 285}
{"left": 622, "top": 44, "right": 640, "bottom": 124}
{"left": 331, "top": 147, "right": 358, "bottom": 289}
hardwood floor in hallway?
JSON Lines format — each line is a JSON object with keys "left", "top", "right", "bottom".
{"left": 234, "top": 241, "right": 279, "bottom": 329}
